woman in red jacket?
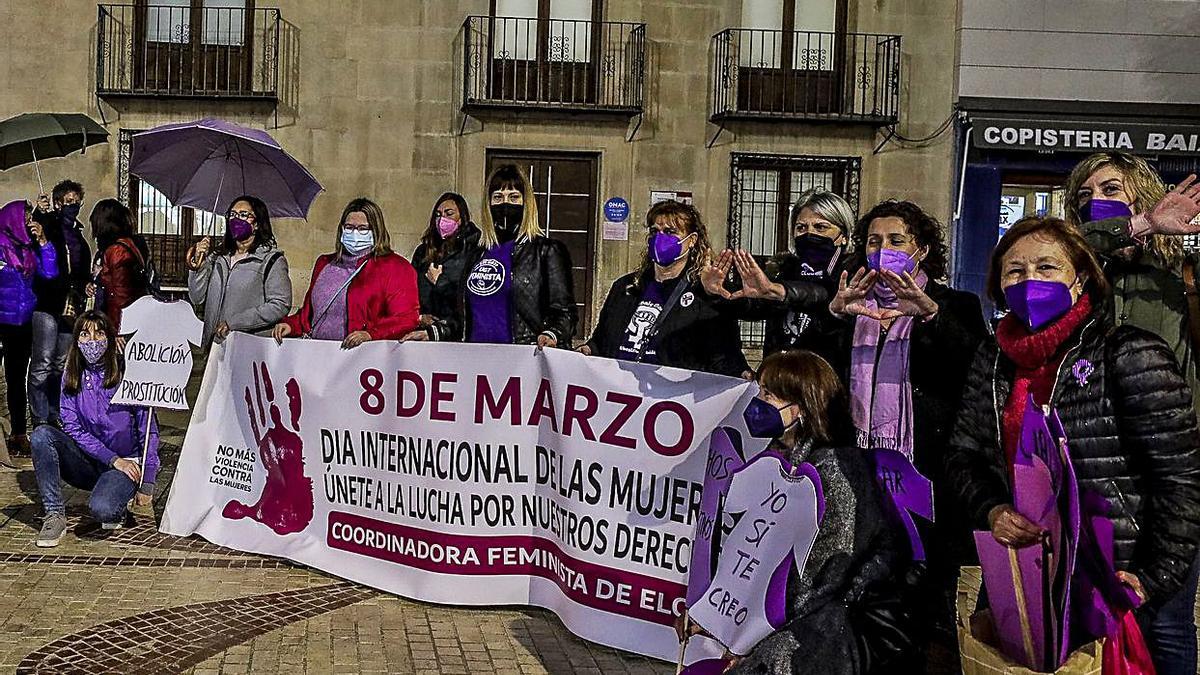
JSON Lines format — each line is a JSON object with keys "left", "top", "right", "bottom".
{"left": 273, "top": 198, "right": 419, "bottom": 348}
{"left": 89, "top": 200, "right": 149, "bottom": 332}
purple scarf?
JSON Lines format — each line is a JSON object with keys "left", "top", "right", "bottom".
{"left": 849, "top": 270, "right": 927, "bottom": 460}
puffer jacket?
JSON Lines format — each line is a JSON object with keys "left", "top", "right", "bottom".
{"left": 452, "top": 235, "right": 577, "bottom": 345}
{"left": 0, "top": 200, "right": 59, "bottom": 326}
{"left": 945, "top": 306, "right": 1200, "bottom": 605}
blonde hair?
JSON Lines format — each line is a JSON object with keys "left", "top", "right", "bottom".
{"left": 1064, "top": 152, "right": 1180, "bottom": 268}
{"left": 335, "top": 197, "right": 392, "bottom": 260}
{"left": 480, "top": 165, "right": 542, "bottom": 248}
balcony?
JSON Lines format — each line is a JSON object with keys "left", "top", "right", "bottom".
{"left": 710, "top": 28, "right": 901, "bottom": 125}
{"left": 97, "top": 3, "right": 281, "bottom": 100}
{"left": 462, "top": 15, "right": 645, "bottom": 117}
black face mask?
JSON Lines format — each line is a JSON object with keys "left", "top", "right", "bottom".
{"left": 793, "top": 233, "right": 841, "bottom": 277}
{"left": 490, "top": 203, "right": 523, "bottom": 242}
{"left": 60, "top": 203, "right": 82, "bottom": 226}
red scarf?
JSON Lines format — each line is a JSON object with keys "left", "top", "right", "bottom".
{"left": 994, "top": 294, "right": 1092, "bottom": 470}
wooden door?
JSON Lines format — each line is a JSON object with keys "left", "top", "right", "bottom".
{"left": 133, "top": 0, "right": 254, "bottom": 94}
{"left": 487, "top": 151, "right": 599, "bottom": 339}
{"left": 736, "top": 0, "right": 846, "bottom": 115}
{"left": 487, "top": 0, "right": 601, "bottom": 105}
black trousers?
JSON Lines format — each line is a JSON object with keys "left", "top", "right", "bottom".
{"left": 0, "top": 322, "right": 33, "bottom": 436}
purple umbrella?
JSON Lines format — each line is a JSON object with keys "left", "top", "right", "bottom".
{"left": 130, "top": 118, "right": 322, "bottom": 219}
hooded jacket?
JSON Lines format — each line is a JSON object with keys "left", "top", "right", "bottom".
{"left": 0, "top": 200, "right": 59, "bottom": 326}
{"left": 188, "top": 247, "right": 292, "bottom": 348}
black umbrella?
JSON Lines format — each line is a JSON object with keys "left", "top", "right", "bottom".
{"left": 0, "top": 113, "right": 109, "bottom": 193}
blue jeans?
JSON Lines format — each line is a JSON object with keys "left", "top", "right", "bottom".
{"left": 27, "top": 311, "right": 71, "bottom": 426}
{"left": 1138, "top": 551, "right": 1200, "bottom": 675}
{"left": 31, "top": 425, "right": 136, "bottom": 524}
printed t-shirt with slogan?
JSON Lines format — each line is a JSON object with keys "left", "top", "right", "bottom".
{"left": 467, "top": 241, "right": 516, "bottom": 343}
{"left": 616, "top": 277, "right": 680, "bottom": 364}
{"left": 112, "top": 296, "right": 203, "bottom": 410}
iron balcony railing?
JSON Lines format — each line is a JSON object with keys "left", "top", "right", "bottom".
{"left": 711, "top": 28, "right": 901, "bottom": 124}
{"left": 463, "top": 15, "right": 645, "bottom": 114}
{"left": 97, "top": 3, "right": 281, "bottom": 99}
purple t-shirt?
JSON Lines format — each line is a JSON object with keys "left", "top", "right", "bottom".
{"left": 615, "top": 278, "right": 675, "bottom": 364}
{"left": 467, "top": 241, "right": 516, "bottom": 343}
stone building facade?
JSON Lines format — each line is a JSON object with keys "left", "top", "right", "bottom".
{"left": 0, "top": 0, "right": 957, "bottom": 337}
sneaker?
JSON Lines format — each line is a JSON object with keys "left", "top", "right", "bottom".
{"left": 36, "top": 513, "right": 68, "bottom": 548}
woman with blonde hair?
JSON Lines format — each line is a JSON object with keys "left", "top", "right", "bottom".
{"left": 1065, "top": 152, "right": 1200, "bottom": 405}
{"left": 455, "top": 164, "right": 576, "bottom": 347}
{"left": 581, "top": 199, "right": 749, "bottom": 376}
{"left": 273, "top": 197, "right": 419, "bottom": 348}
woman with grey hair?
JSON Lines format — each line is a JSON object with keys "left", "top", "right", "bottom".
{"left": 703, "top": 187, "right": 853, "bottom": 367}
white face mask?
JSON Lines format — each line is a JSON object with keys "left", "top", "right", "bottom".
{"left": 341, "top": 229, "right": 374, "bottom": 255}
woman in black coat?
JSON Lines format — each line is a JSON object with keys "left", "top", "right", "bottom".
{"left": 405, "top": 192, "right": 481, "bottom": 342}
{"left": 580, "top": 200, "right": 749, "bottom": 377}
{"left": 946, "top": 216, "right": 1200, "bottom": 675}
{"left": 448, "top": 165, "right": 576, "bottom": 347}
{"left": 827, "top": 200, "right": 987, "bottom": 671}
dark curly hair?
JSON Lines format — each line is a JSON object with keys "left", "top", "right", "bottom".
{"left": 851, "top": 200, "right": 949, "bottom": 281}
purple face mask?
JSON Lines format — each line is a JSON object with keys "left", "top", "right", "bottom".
{"left": 866, "top": 248, "right": 917, "bottom": 276}
{"left": 650, "top": 231, "right": 689, "bottom": 266}
{"left": 1004, "top": 279, "right": 1075, "bottom": 332}
{"left": 226, "top": 217, "right": 254, "bottom": 242}
{"left": 436, "top": 216, "right": 459, "bottom": 238}
{"left": 78, "top": 337, "right": 108, "bottom": 365}
{"left": 1082, "top": 199, "right": 1133, "bottom": 223}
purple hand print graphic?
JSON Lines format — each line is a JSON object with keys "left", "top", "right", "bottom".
{"left": 222, "top": 361, "right": 314, "bottom": 535}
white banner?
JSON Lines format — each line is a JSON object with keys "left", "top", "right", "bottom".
{"left": 162, "top": 334, "right": 755, "bottom": 660}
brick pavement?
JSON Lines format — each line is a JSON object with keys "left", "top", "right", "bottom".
{"left": 0, "top": 381, "right": 673, "bottom": 674}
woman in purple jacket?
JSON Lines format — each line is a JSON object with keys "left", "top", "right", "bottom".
{"left": 31, "top": 310, "right": 158, "bottom": 547}
{"left": 0, "top": 200, "right": 58, "bottom": 456}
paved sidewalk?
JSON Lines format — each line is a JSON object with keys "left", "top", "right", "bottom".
{"left": 0, "top": 402, "right": 672, "bottom": 674}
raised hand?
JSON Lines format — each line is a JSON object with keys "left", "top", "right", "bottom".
{"left": 700, "top": 250, "right": 735, "bottom": 299}
{"left": 829, "top": 268, "right": 886, "bottom": 320}
{"left": 878, "top": 269, "right": 939, "bottom": 319}
{"left": 730, "top": 249, "right": 785, "bottom": 301}
{"left": 1147, "top": 174, "right": 1200, "bottom": 235}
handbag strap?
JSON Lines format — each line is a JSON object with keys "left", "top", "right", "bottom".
{"left": 1183, "top": 258, "right": 1200, "bottom": 353}
{"left": 309, "top": 259, "right": 368, "bottom": 336}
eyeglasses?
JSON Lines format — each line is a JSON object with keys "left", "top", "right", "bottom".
{"left": 227, "top": 210, "right": 255, "bottom": 220}
{"left": 342, "top": 222, "right": 372, "bottom": 232}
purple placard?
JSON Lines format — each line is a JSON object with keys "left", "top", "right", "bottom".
{"left": 873, "top": 448, "right": 934, "bottom": 561}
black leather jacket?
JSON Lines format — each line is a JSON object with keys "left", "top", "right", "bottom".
{"left": 946, "top": 307, "right": 1200, "bottom": 605}
{"left": 451, "top": 235, "right": 577, "bottom": 345}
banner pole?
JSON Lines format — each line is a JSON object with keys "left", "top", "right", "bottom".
{"left": 139, "top": 406, "right": 155, "bottom": 485}
{"left": 676, "top": 609, "right": 689, "bottom": 675}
